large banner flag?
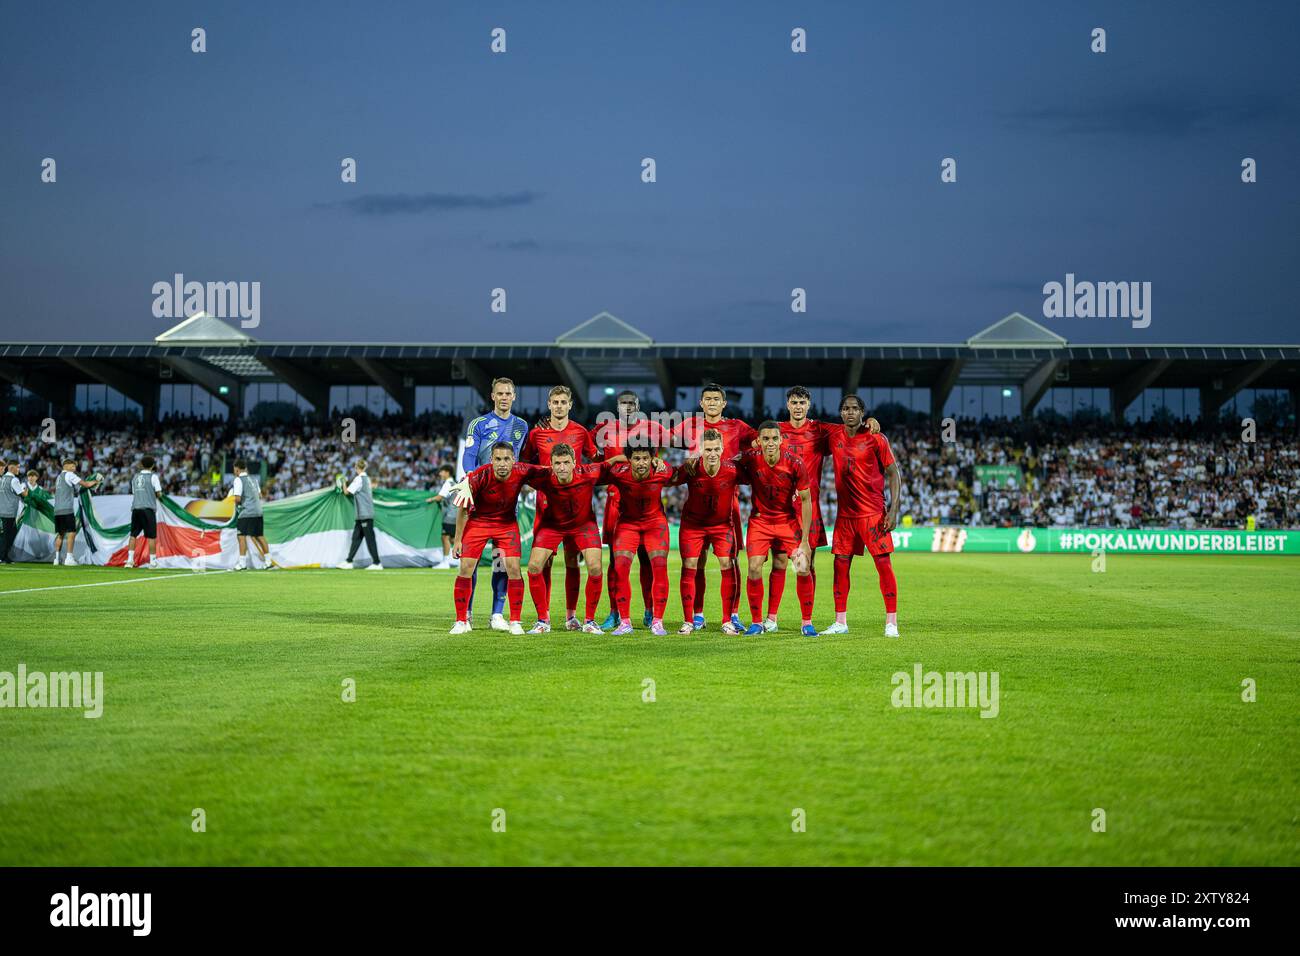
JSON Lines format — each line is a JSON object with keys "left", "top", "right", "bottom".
{"left": 10, "top": 486, "right": 535, "bottom": 569}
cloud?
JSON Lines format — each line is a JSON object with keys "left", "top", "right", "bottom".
{"left": 318, "top": 191, "right": 543, "bottom": 216}
{"left": 999, "top": 90, "right": 1293, "bottom": 138}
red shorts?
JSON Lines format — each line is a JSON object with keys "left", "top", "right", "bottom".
{"left": 459, "top": 518, "right": 521, "bottom": 561}
{"left": 612, "top": 518, "right": 670, "bottom": 553}
{"left": 534, "top": 520, "right": 602, "bottom": 553}
{"left": 679, "top": 521, "right": 735, "bottom": 560}
{"left": 773, "top": 496, "right": 827, "bottom": 551}
{"left": 831, "top": 513, "right": 895, "bottom": 557}
{"left": 745, "top": 516, "right": 802, "bottom": 557}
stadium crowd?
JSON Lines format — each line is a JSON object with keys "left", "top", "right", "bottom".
{"left": 1, "top": 410, "right": 1296, "bottom": 530}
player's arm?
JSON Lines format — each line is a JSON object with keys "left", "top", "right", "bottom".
{"left": 882, "top": 462, "right": 901, "bottom": 532}
{"left": 461, "top": 417, "right": 484, "bottom": 475}
{"left": 452, "top": 506, "right": 469, "bottom": 557}
{"left": 230, "top": 476, "right": 243, "bottom": 506}
{"left": 796, "top": 485, "right": 814, "bottom": 567}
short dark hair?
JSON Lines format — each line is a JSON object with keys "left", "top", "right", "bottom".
{"left": 26, "top": 470, "right": 38, "bottom": 478}
{"left": 700, "top": 383, "right": 726, "bottom": 399}
{"left": 758, "top": 420, "right": 780, "bottom": 434}
{"left": 62, "top": 458, "right": 77, "bottom": 467}
{"left": 786, "top": 385, "right": 811, "bottom": 401}
{"left": 491, "top": 441, "right": 515, "bottom": 456}
{"left": 616, "top": 389, "right": 638, "bottom": 403}
{"left": 625, "top": 432, "right": 658, "bottom": 456}
{"left": 700, "top": 428, "right": 723, "bottom": 445}
{"left": 628, "top": 446, "right": 654, "bottom": 459}
{"left": 437, "top": 464, "right": 454, "bottom": 476}
{"left": 232, "top": 459, "right": 247, "bottom": 472}
{"left": 551, "top": 443, "right": 575, "bottom": 460}
{"left": 141, "top": 455, "right": 155, "bottom": 469}
{"left": 840, "top": 394, "right": 865, "bottom": 411}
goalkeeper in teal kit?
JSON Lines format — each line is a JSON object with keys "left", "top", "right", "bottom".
{"left": 459, "top": 377, "right": 529, "bottom": 630}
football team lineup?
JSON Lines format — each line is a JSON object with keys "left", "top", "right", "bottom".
{"left": 443, "top": 380, "right": 900, "bottom": 638}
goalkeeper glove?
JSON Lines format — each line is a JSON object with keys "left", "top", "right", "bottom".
{"left": 450, "top": 478, "right": 474, "bottom": 510}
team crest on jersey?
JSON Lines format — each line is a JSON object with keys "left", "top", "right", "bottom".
{"left": 514, "top": 428, "right": 523, "bottom": 443}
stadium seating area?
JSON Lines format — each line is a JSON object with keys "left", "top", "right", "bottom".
{"left": 2, "top": 411, "right": 1295, "bottom": 529}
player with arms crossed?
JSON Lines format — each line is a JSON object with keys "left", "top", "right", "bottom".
{"left": 450, "top": 442, "right": 537, "bottom": 635}
{"left": 462, "top": 377, "right": 529, "bottom": 630}
{"left": 602, "top": 438, "right": 674, "bottom": 635}
{"left": 763, "top": 386, "right": 879, "bottom": 631}
{"left": 823, "top": 394, "right": 901, "bottom": 637}
{"left": 588, "top": 390, "right": 671, "bottom": 630}
{"left": 668, "top": 384, "right": 757, "bottom": 631}
{"left": 521, "top": 385, "right": 598, "bottom": 630}
{"left": 667, "top": 429, "right": 742, "bottom": 634}
{"left": 521, "top": 443, "right": 612, "bottom": 634}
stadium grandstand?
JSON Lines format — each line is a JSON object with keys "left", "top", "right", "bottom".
{"left": 3, "top": 311, "right": 1298, "bottom": 530}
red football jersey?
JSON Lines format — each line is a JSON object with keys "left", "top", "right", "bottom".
{"left": 603, "top": 462, "right": 675, "bottom": 524}
{"left": 825, "top": 426, "right": 896, "bottom": 517}
{"left": 465, "top": 463, "right": 545, "bottom": 523}
{"left": 526, "top": 462, "right": 609, "bottom": 531}
{"left": 590, "top": 416, "right": 672, "bottom": 459}
{"left": 523, "top": 420, "right": 598, "bottom": 465}
{"left": 736, "top": 449, "right": 809, "bottom": 523}
{"left": 673, "top": 460, "right": 741, "bottom": 526}
{"left": 669, "top": 415, "right": 757, "bottom": 458}
{"left": 778, "top": 419, "right": 830, "bottom": 498}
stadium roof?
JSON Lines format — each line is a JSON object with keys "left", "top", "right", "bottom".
{"left": 2, "top": 312, "right": 1298, "bottom": 421}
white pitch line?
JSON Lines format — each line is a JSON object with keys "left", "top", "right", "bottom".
{"left": 0, "top": 569, "right": 233, "bottom": 596}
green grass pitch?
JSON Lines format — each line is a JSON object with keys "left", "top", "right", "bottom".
{"left": 0, "top": 554, "right": 1295, "bottom": 866}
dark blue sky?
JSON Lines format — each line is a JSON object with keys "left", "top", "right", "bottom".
{"left": 2, "top": 1, "right": 1297, "bottom": 344}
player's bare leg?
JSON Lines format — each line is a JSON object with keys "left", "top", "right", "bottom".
{"left": 526, "top": 546, "right": 556, "bottom": 633}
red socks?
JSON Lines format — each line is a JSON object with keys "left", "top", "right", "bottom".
{"left": 746, "top": 576, "right": 764, "bottom": 621}
{"left": 454, "top": 576, "right": 472, "bottom": 621}
{"left": 693, "top": 553, "right": 708, "bottom": 614}
{"left": 613, "top": 554, "right": 633, "bottom": 620}
{"left": 833, "top": 556, "right": 851, "bottom": 613}
{"left": 506, "top": 577, "right": 524, "bottom": 621}
{"left": 874, "top": 552, "right": 898, "bottom": 613}
{"left": 767, "top": 568, "right": 786, "bottom": 618}
{"left": 527, "top": 570, "right": 549, "bottom": 621}
{"left": 584, "top": 573, "right": 602, "bottom": 621}
{"left": 679, "top": 563, "right": 696, "bottom": 621}
{"left": 720, "top": 565, "right": 737, "bottom": 620}
{"left": 650, "top": 555, "right": 668, "bottom": 619}
{"left": 796, "top": 571, "right": 815, "bottom": 623}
